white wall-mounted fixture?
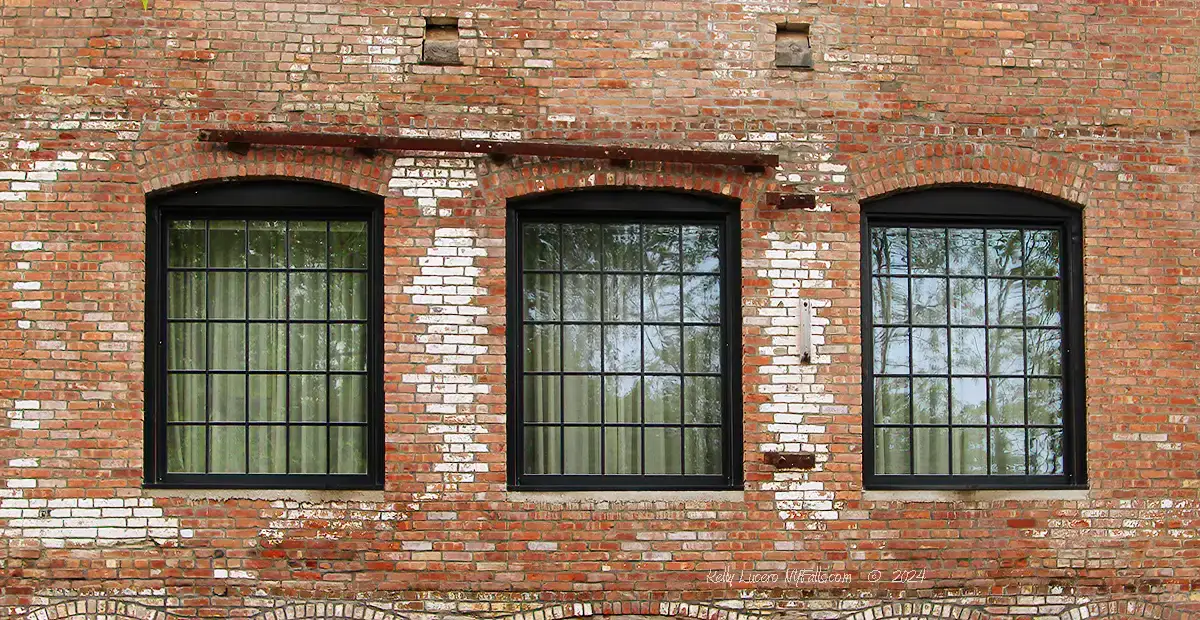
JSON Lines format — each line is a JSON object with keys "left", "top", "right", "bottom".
{"left": 799, "top": 299, "right": 813, "bottom": 364}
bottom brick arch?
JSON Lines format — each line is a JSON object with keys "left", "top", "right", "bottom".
{"left": 839, "top": 602, "right": 991, "bottom": 620}
{"left": 1063, "top": 600, "right": 1191, "bottom": 620}
{"left": 20, "top": 600, "right": 166, "bottom": 620}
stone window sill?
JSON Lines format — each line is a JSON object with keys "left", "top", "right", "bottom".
{"left": 507, "top": 490, "right": 745, "bottom": 504}
{"left": 861, "top": 489, "right": 1090, "bottom": 502}
{"left": 143, "top": 488, "right": 387, "bottom": 503}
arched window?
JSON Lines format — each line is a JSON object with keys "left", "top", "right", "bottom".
{"left": 862, "top": 187, "right": 1085, "bottom": 489}
{"left": 145, "top": 180, "right": 383, "bottom": 489}
{"left": 507, "top": 190, "right": 742, "bottom": 490}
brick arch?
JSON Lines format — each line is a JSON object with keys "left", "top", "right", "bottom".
{"left": 1062, "top": 600, "right": 1191, "bottom": 620}
{"left": 848, "top": 142, "right": 1095, "bottom": 207}
{"left": 135, "top": 141, "right": 395, "bottom": 196}
{"left": 839, "top": 602, "right": 993, "bottom": 620}
{"left": 473, "top": 157, "right": 773, "bottom": 207}
{"left": 499, "top": 602, "right": 767, "bottom": 620}
{"left": 20, "top": 599, "right": 166, "bottom": 620}
{"left": 250, "top": 602, "right": 408, "bottom": 620}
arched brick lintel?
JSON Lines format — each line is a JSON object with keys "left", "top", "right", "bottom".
{"left": 473, "top": 158, "right": 773, "bottom": 207}
{"left": 498, "top": 602, "right": 765, "bottom": 620}
{"left": 849, "top": 143, "right": 1095, "bottom": 208}
{"left": 135, "top": 142, "right": 395, "bottom": 197}
{"left": 19, "top": 599, "right": 166, "bottom": 620}
{"left": 838, "top": 602, "right": 993, "bottom": 620}
{"left": 1063, "top": 600, "right": 1192, "bottom": 620}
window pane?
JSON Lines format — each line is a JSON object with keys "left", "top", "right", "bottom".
{"left": 1024, "top": 229, "right": 1060, "bottom": 277}
{"left": 952, "top": 378, "right": 987, "bottom": 424}
{"left": 644, "top": 427, "right": 682, "bottom": 474}
{"left": 208, "top": 221, "right": 246, "bottom": 268}
{"left": 602, "top": 224, "right": 640, "bottom": 271}
{"left": 604, "top": 376, "right": 640, "bottom": 423}
{"left": 951, "top": 428, "right": 987, "bottom": 474}
{"left": 683, "top": 326, "right": 721, "bottom": 373}
{"left": 168, "top": 323, "right": 205, "bottom": 370}
{"left": 682, "top": 226, "right": 720, "bottom": 273}
{"left": 643, "top": 376, "right": 681, "bottom": 424}
{"left": 910, "top": 228, "right": 946, "bottom": 275}
{"left": 870, "top": 228, "right": 908, "bottom": 274}
{"left": 168, "top": 221, "right": 206, "bottom": 268}
{"left": 988, "top": 328, "right": 1024, "bottom": 375}
{"left": 949, "top": 278, "right": 985, "bottom": 325}
{"left": 562, "top": 224, "right": 599, "bottom": 271}
{"left": 209, "top": 324, "right": 246, "bottom": 370}
{"left": 1027, "top": 329, "right": 1062, "bottom": 376}
{"left": 644, "top": 275, "right": 681, "bottom": 322}
{"left": 289, "top": 324, "right": 327, "bottom": 371}
{"left": 247, "top": 221, "right": 286, "bottom": 269}
{"left": 330, "top": 375, "right": 367, "bottom": 423}
{"left": 912, "top": 377, "right": 948, "bottom": 424}
{"left": 330, "top": 221, "right": 368, "bottom": 269}
{"left": 683, "top": 275, "right": 720, "bottom": 323}
{"left": 874, "top": 377, "right": 910, "bottom": 425}
{"left": 523, "top": 376, "right": 560, "bottom": 423}
{"left": 684, "top": 427, "right": 721, "bottom": 475}
{"left": 562, "top": 375, "right": 601, "bottom": 424}
{"left": 912, "top": 327, "right": 948, "bottom": 374}
{"left": 563, "top": 427, "right": 601, "bottom": 474}
{"left": 289, "top": 426, "right": 327, "bottom": 474}
{"left": 289, "top": 272, "right": 327, "bottom": 320}
{"left": 873, "top": 327, "right": 910, "bottom": 374}
{"left": 208, "top": 272, "right": 246, "bottom": 319}
{"left": 950, "top": 328, "right": 986, "bottom": 374}
{"left": 210, "top": 426, "right": 247, "bottom": 473}
{"left": 605, "top": 427, "right": 641, "bottom": 474}
{"left": 167, "top": 374, "right": 205, "bottom": 422}
{"left": 330, "top": 426, "right": 367, "bottom": 474}
{"left": 986, "top": 229, "right": 1022, "bottom": 276}
{"left": 248, "top": 272, "right": 287, "bottom": 320}
{"left": 1027, "top": 378, "right": 1063, "bottom": 426}
{"left": 523, "top": 223, "right": 559, "bottom": 270}
{"left": 948, "top": 229, "right": 985, "bottom": 275}
{"left": 913, "top": 427, "right": 948, "bottom": 474}
{"left": 168, "top": 272, "right": 206, "bottom": 319}
{"left": 248, "top": 425, "right": 287, "bottom": 473}
{"left": 911, "top": 277, "right": 946, "bottom": 324}
{"left": 330, "top": 324, "right": 366, "bottom": 372}
{"left": 872, "top": 277, "right": 909, "bottom": 324}
{"left": 330, "top": 273, "right": 367, "bottom": 320}
{"left": 874, "top": 428, "right": 910, "bottom": 474}
{"left": 987, "top": 279, "right": 1023, "bottom": 326}
{"left": 524, "top": 427, "right": 561, "bottom": 474}
{"left": 290, "top": 221, "right": 327, "bottom": 269}
{"left": 1029, "top": 428, "right": 1064, "bottom": 474}
{"left": 248, "top": 323, "right": 286, "bottom": 371}
{"left": 563, "top": 325, "right": 601, "bottom": 371}
{"left": 1025, "top": 279, "right": 1060, "bottom": 327}
{"left": 523, "top": 273, "right": 559, "bottom": 321}
{"left": 603, "top": 274, "right": 640, "bottom": 321}
{"left": 644, "top": 325, "right": 681, "bottom": 373}
{"left": 524, "top": 325, "right": 560, "bottom": 371}
{"left": 290, "top": 375, "right": 326, "bottom": 422}
{"left": 989, "top": 378, "right": 1025, "bottom": 426}
{"left": 604, "top": 325, "right": 641, "bottom": 372}
{"left": 684, "top": 376, "right": 721, "bottom": 424}
{"left": 211, "top": 375, "right": 246, "bottom": 422}
{"left": 167, "top": 426, "right": 206, "bottom": 473}
{"left": 249, "top": 375, "right": 287, "bottom": 422}
{"left": 990, "top": 428, "right": 1026, "bottom": 475}
{"left": 562, "top": 274, "right": 601, "bottom": 320}
{"left": 644, "top": 225, "right": 681, "bottom": 272}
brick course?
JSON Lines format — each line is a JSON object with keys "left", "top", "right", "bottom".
{"left": 2, "top": 0, "right": 1200, "bottom": 618}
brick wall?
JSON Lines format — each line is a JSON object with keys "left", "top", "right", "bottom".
{"left": 2, "top": 0, "right": 1200, "bottom": 618}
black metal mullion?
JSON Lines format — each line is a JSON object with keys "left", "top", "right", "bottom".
{"left": 284, "top": 220, "right": 292, "bottom": 474}
{"left": 982, "top": 227, "right": 992, "bottom": 475}
{"left": 244, "top": 219, "right": 251, "bottom": 475}
{"left": 943, "top": 227, "right": 953, "bottom": 474}
{"left": 204, "top": 220, "right": 213, "bottom": 475}
{"left": 325, "top": 221, "right": 333, "bottom": 477}
{"left": 676, "top": 225, "right": 687, "bottom": 475}
{"left": 1020, "top": 229, "right": 1031, "bottom": 475}
{"left": 905, "top": 228, "right": 914, "bottom": 476}
{"left": 558, "top": 224, "right": 567, "bottom": 475}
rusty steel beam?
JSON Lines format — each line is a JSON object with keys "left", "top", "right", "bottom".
{"left": 197, "top": 129, "right": 779, "bottom": 171}
{"left": 765, "top": 191, "right": 817, "bottom": 210}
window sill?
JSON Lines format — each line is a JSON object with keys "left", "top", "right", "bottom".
{"left": 507, "top": 489, "right": 745, "bottom": 504}
{"left": 142, "top": 488, "right": 386, "bottom": 503}
{"left": 861, "top": 488, "right": 1089, "bottom": 503}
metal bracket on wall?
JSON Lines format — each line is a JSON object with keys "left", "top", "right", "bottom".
{"left": 799, "top": 299, "right": 813, "bottom": 364}
{"left": 765, "top": 191, "right": 817, "bottom": 210}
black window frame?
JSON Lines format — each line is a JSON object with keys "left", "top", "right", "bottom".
{"left": 144, "top": 180, "right": 385, "bottom": 490}
{"left": 861, "top": 187, "right": 1087, "bottom": 490}
{"left": 506, "top": 190, "right": 743, "bottom": 491}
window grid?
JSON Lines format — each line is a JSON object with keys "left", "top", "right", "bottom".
{"left": 870, "top": 224, "right": 1066, "bottom": 478}
{"left": 163, "top": 218, "right": 370, "bottom": 477}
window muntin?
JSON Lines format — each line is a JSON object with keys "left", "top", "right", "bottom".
{"left": 147, "top": 182, "right": 382, "bottom": 489}
{"left": 862, "top": 189, "right": 1085, "bottom": 489}
{"left": 508, "top": 192, "right": 740, "bottom": 490}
